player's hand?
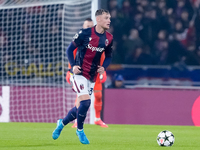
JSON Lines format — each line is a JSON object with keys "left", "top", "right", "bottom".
{"left": 97, "top": 66, "right": 105, "bottom": 75}
{"left": 100, "top": 71, "right": 107, "bottom": 83}
{"left": 73, "top": 65, "right": 82, "bottom": 74}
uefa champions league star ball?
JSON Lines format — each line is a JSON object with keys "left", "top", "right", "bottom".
{"left": 157, "top": 130, "right": 175, "bottom": 147}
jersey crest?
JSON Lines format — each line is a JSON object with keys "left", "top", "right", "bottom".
{"left": 105, "top": 39, "right": 109, "bottom": 46}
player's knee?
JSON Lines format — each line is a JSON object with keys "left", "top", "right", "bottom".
{"left": 94, "top": 91, "right": 102, "bottom": 102}
{"left": 80, "top": 99, "right": 91, "bottom": 109}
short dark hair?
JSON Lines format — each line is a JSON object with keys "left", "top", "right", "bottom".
{"left": 85, "top": 18, "right": 93, "bottom": 22}
{"left": 95, "top": 9, "right": 109, "bottom": 17}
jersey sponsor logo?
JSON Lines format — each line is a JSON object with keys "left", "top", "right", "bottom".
{"left": 89, "top": 37, "right": 92, "bottom": 41}
{"left": 87, "top": 44, "right": 105, "bottom": 52}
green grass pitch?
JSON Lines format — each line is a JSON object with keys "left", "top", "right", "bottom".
{"left": 0, "top": 123, "right": 200, "bottom": 150}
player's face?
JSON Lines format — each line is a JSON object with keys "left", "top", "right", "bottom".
{"left": 82, "top": 21, "right": 94, "bottom": 29}
{"left": 99, "top": 12, "right": 111, "bottom": 30}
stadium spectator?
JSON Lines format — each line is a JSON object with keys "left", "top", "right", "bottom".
{"left": 123, "top": 28, "right": 144, "bottom": 61}
{"left": 130, "top": 12, "right": 144, "bottom": 32}
{"left": 108, "top": 74, "right": 125, "bottom": 88}
{"left": 173, "top": 20, "right": 188, "bottom": 45}
{"left": 108, "top": 0, "right": 119, "bottom": 11}
{"left": 153, "top": 30, "right": 169, "bottom": 65}
{"left": 181, "top": 9, "right": 190, "bottom": 28}
{"left": 175, "top": 0, "right": 194, "bottom": 19}
{"left": 120, "top": 0, "right": 133, "bottom": 18}
{"left": 167, "top": 33, "right": 187, "bottom": 65}
{"left": 141, "top": 7, "right": 160, "bottom": 48}
{"left": 156, "top": 0, "right": 173, "bottom": 32}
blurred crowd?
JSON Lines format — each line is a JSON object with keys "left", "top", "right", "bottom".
{"left": 107, "top": 0, "right": 200, "bottom": 66}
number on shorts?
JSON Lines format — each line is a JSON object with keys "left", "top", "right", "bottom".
{"left": 89, "top": 88, "right": 93, "bottom": 95}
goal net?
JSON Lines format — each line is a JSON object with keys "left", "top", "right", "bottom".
{"left": 0, "top": 0, "right": 94, "bottom": 123}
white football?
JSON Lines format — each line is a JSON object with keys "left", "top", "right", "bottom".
{"left": 157, "top": 130, "right": 175, "bottom": 147}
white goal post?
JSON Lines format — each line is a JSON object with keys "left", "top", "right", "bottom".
{"left": 0, "top": 0, "right": 98, "bottom": 123}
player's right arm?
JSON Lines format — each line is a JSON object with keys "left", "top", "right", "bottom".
{"left": 66, "top": 29, "right": 86, "bottom": 74}
{"left": 66, "top": 48, "right": 78, "bottom": 84}
{"left": 66, "top": 42, "right": 82, "bottom": 75}
{"left": 66, "top": 42, "right": 77, "bottom": 69}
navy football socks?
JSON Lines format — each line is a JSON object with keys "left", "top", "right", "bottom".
{"left": 62, "top": 106, "right": 77, "bottom": 125}
{"left": 77, "top": 99, "right": 91, "bottom": 130}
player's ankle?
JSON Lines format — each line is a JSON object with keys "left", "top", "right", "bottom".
{"left": 95, "top": 118, "right": 101, "bottom": 121}
{"left": 77, "top": 128, "right": 83, "bottom": 131}
{"left": 61, "top": 121, "right": 64, "bottom": 127}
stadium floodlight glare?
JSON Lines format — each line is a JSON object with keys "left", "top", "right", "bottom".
{"left": 0, "top": 0, "right": 93, "bottom": 123}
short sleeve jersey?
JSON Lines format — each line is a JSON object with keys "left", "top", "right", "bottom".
{"left": 73, "top": 26, "right": 113, "bottom": 82}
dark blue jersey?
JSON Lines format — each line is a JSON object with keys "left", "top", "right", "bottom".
{"left": 72, "top": 26, "right": 113, "bottom": 82}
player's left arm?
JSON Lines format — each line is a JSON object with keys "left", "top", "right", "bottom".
{"left": 97, "top": 39, "right": 113, "bottom": 74}
{"left": 102, "top": 39, "right": 113, "bottom": 69}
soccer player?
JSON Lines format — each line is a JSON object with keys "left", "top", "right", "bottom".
{"left": 93, "top": 70, "right": 108, "bottom": 127}
{"left": 52, "top": 9, "right": 113, "bottom": 144}
{"left": 67, "top": 18, "right": 108, "bottom": 128}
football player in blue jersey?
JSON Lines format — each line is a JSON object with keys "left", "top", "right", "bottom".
{"left": 52, "top": 9, "right": 113, "bottom": 144}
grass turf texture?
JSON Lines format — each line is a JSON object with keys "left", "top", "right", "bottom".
{"left": 0, "top": 123, "right": 200, "bottom": 150}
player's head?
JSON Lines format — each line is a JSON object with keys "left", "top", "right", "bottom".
{"left": 95, "top": 9, "right": 111, "bottom": 30}
{"left": 83, "top": 18, "right": 94, "bottom": 29}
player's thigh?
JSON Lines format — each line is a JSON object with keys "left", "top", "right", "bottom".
{"left": 73, "top": 75, "right": 94, "bottom": 97}
{"left": 75, "top": 81, "right": 95, "bottom": 104}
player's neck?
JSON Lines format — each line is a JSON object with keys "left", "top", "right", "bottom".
{"left": 95, "top": 25, "right": 105, "bottom": 34}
